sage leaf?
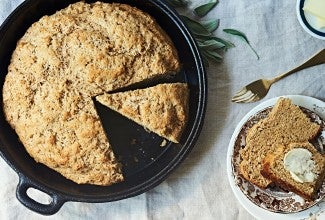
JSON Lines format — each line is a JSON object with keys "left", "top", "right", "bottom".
{"left": 223, "top": 29, "right": 249, "bottom": 43}
{"left": 165, "top": 0, "right": 187, "bottom": 7}
{"left": 194, "top": 0, "right": 219, "bottom": 17}
{"left": 202, "top": 50, "right": 223, "bottom": 62}
{"left": 180, "top": 15, "right": 211, "bottom": 37}
{"left": 210, "top": 37, "right": 235, "bottom": 49}
{"left": 201, "top": 19, "right": 219, "bottom": 33}
{"left": 194, "top": 36, "right": 235, "bottom": 50}
{"left": 223, "top": 29, "right": 259, "bottom": 59}
{"left": 198, "top": 39, "right": 225, "bottom": 50}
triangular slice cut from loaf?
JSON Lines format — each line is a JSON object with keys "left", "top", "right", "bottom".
{"left": 261, "top": 142, "right": 325, "bottom": 200}
{"left": 239, "top": 98, "right": 321, "bottom": 189}
{"left": 96, "top": 83, "right": 189, "bottom": 143}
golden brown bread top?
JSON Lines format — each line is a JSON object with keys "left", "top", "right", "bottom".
{"left": 239, "top": 98, "right": 321, "bottom": 188}
{"left": 2, "top": 2, "right": 180, "bottom": 185}
{"left": 261, "top": 142, "right": 325, "bottom": 200}
{"left": 96, "top": 83, "right": 189, "bottom": 143}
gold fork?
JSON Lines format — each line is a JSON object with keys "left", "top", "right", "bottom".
{"left": 232, "top": 49, "right": 325, "bottom": 103}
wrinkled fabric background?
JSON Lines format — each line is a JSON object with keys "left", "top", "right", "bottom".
{"left": 0, "top": 0, "right": 324, "bottom": 219}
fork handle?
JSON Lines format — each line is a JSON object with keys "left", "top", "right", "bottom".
{"left": 271, "top": 49, "right": 325, "bottom": 83}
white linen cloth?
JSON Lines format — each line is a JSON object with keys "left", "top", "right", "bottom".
{"left": 0, "top": 0, "right": 324, "bottom": 219}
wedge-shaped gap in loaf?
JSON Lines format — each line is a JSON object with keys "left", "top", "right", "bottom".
{"left": 94, "top": 99, "right": 172, "bottom": 177}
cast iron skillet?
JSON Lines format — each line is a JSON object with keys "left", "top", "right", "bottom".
{"left": 0, "top": 0, "right": 207, "bottom": 215}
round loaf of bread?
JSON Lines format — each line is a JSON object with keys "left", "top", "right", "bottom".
{"left": 2, "top": 2, "right": 180, "bottom": 185}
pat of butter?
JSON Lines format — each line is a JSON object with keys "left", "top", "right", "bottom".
{"left": 303, "top": 0, "right": 325, "bottom": 20}
{"left": 315, "top": 17, "right": 325, "bottom": 29}
{"left": 283, "top": 148, "right": 317, "bottom": 183}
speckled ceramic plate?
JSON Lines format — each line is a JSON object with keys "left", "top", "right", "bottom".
{"left": 227, "top": 95, "right": 325, "bottom": 220}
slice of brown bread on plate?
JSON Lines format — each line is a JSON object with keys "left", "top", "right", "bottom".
{"left": 239, "top": 98, "right": 321, "bottom": 189}
{"left": 96, "top": 83, "right": 189, "bottom": 143}
{"left": 261, "top": 142, "right": 325, "bottom": 200}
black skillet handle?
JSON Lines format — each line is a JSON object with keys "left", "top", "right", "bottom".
{"left": 16, "top": 175, "right": 66, "bottom": 215}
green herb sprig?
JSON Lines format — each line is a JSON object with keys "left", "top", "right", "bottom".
{"left": 166, "top": 0, "right": 260, "bottom": 66}
{"left": 223, "top": 29, "right": 259, "bottom": 60}
{"left": 194, "top": 0, "right": 218, "bottom": 17}
{"left": 179, "top": 15, "right": 227, "bottom": 65}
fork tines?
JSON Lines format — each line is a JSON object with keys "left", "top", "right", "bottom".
{"left": 231, "top": 88, "right": 260, "bottom": 103}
